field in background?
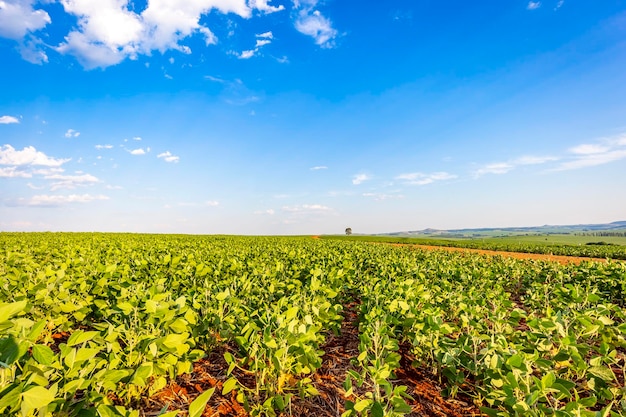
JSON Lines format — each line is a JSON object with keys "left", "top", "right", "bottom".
{"left": 321, "top": 234, "right": 626, "bottom": 260}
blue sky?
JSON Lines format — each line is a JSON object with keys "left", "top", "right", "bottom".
{"left": 1, "top": 0, "right": 625, "bottom": 234}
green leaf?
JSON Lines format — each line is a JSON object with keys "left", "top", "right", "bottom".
{"left": 0, "top": 300, "right": 28, "bottom": 322}
{"left": 67, "top": 330, "right": 99, "bottom": 347}
{"left": 21, "top": 386, "right": 55, "bottom": 414}
{"left": 588, "top": 366, "right": 615, "bottom": 382}
{"left": 188, "top": 388, "right": 215, "bottom": 417}
{"left": 353, "top": 399, "right": 372, "bottom": 412}
{"left": 0, "top": 385, "right": 22, "bottom": 411}
{"left": 371, "top": 401, "right": 384, "bottom": 417}
{"left": 222, "top": 377, "right": 238, "bottom": 395}
{"left": 32, "top": 344, "right": 55, "bottom": 365}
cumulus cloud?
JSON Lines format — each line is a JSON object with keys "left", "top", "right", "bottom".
{"left": 50, "top": 0, "right": 288, "bottom": 68}
{"left": 352, "top": 173, "right": 370, "bottom": 185}
{"left": 65, "top": 128, "right": 80, "bottom": 138}
{"left": 0, "top": 0, "right": 50, "bottom": 40}
{"left": 21, "top": 193, "right": 109, "bottom": 206}
{"left": 527, "top": 1, "right": 541, "bottom": 10}
{"left": 0, "top": 144, "right": 70, "bottom": 166}
{"left": 554, "top": 134, "right": 626, "bottom": 171}
{"left": 95, "top": 144, "right": 113, "bottom": 149}
{"left": 238, "top": 49, "right": 255, "bottom": 59}
{"left": 129, "top": 147, "right": 149, "bottom": 155}
{"left": 157, "top": 151, "right": 180, "bottom": 163}
{"left": 249, "top": 0, "right": 284, "bottom": 14}
{"left": 395, "top": 172, "right": 457, "bottom": 186}
{"left": 0, "top": 115, "right": 20, "bottom": 124}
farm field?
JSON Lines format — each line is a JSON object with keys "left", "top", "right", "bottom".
{"left": 321, "top": 235, "right": 626, "bottom": 261}
{"left": 1, "top": 233, "right": 626, "bottom": 417}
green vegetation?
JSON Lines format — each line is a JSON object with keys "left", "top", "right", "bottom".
{"left": 321, "top": 234, "right": 626, "bottom": 260}
{"left": 1, "top": 233, "right": 625, "bottom": 416}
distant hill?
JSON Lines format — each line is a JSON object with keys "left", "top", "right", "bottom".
{"left": 379, "top": 221, "right": 626, "bottom": 238}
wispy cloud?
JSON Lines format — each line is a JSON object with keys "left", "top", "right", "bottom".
{"left": 554, "top": 134, "right": 626, "bottom": 171}
{"left": 0, "top": 166, "right": 32, "bottom": 178}
{"left": 362, "top": 192, "right": 404, "bottom": 201}
{"left": 0, "top": 115, "right": 20, "bottom": 124}
{"left": 310, "top": 165, "right": 328, "bottom": 170}
{"left": 352, "top": 173, "right": 370, "bottom": 185}
{"left": 473, "top": 155, "right": 558, "bottom": 178}
{"left": 395, "top": 171, "right": 457, "bottom": 186}
{"left": 527, "top": 1, "right": 541, "bottom": 10}
{"left": 254, "top": 208, "right": 276, "bottom": 215}
{"left": 64, "top": 129, "right": 80, "bottom": 138}
{"left": 238, "top": 31, "right": 274, "bottom": 59}
{"left": 157, "top": 151, "right": 180, "bottom": 163}
{"left": 95, "top": 144, "right": 113, "bottom": 150}
{"left": 44, "top": 173, "right": 100, "bottom": 191}
{"left": 293, "top": 1, "right": 338, "bottom": 48}
{"left": 19, "top": 194, "right": 109, "bottom": 207}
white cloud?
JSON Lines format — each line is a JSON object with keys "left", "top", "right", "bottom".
{"left": 44, "top": 172, "right": 100, "bottom": 191}
{"left": 157, "top": 151, "right": 180, "bottom": 163}
{"left": 0, "top": 166, "right": 32, "bottom": 178}
{"left": 22, "top": 193, "right": 109, "bottom": 206}
{"left": 254, "top": 208, "right": 275, "bottom": 215}
{"left": 53, "top": 0, "right": 286, "bottom": 68}
{"left": 238, "top": 30, "right": 273, "bottom": 58}
{"left": 95, "top": 144, "right": 113, "bottom": 149}
{"left": 362, "top": 192, "right": 404, "bottom": 201}
{"left": 293, "top": 1, "right": 337, "bottom": 48}
{"left": 282, "top": 204, "right": 332, "bottom": 212}
{"left": 527, "top": 1, "right": 541, "bottom": 10}
{"left": 569, "top": 144, "right": 609, "bottom": 155}
{"left": 395, "top": 171, "right": 457, "bottom": 186}
{"left": 0, "top": 115, "right": 20, "bottom": 124}
{"left": 0, "top": 144, "right": 70, "bottom": 166}
{"left": 249, "top": 0, "right": 284, "bottom": 14}
{"left": 204, "top": 200, "right": 219, "bottom": 206}
{"left": 205, "top": 75, "right": 225, "bottom": 83}
{"left": 352, "top": 173, "right": 370, "bottom": 185}
{"left": 238, "top": 49, "right": 255, "bottom": 59}
{"left": 19, "top": 38, "right": 48, "bottom": 64}
{"left": 310, "top": 165, "right": 328, "bottom": 170}
{"left": 129, "top": 147, "right": 148, "bottom": 155}
{"left": 133, "top": 136, "right": 142, "bottom": 141}
{"left": 0, "top": 0, "right": 50, "bottom": 40}
{"left": 473, "top": 155, "right": 557, "bottom": 177}
{"left": 473, "top": 162, "right": 514, "bottom": 177}
{"left": 555, "top": 0, "right": 564, "bottom": 9}
{"left": 555, "top": 134, "right": 626, "bottom": 171}
{"left": 65, "top": 128, "right": 80, "bottom": 138}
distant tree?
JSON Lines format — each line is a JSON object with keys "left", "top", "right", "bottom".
{"left": 345, "top": 227, "right": 352, "bottom": 235}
